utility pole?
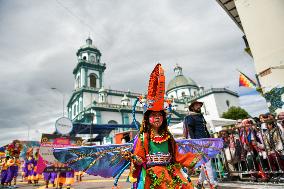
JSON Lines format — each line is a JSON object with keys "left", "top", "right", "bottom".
{"left": 51, "top": 87, "right": 65, "bottom": 117}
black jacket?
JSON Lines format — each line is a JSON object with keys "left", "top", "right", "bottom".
{"left": 183, "top": 112, "right": 210, "bottom": 139}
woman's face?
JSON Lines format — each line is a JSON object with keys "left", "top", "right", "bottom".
{"left": 149, "top": 111, "right": 163, "bottom": 129}
{"left": 267, "top": 123, "right": 273, "bottom": 130}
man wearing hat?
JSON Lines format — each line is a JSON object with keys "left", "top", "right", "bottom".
{"left": 183, "top": 100, "right": 217, "bottom": 189}
{"left": 183, "top": 101, "right": 210, "bottom": 139}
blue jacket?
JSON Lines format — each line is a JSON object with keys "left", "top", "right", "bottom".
{"left": 183, "top": 112, "right": 210, "bottom": 139}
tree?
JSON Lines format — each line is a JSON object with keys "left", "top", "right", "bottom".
{"left": 222, "top": 106, "right": 250, "bottom": 120}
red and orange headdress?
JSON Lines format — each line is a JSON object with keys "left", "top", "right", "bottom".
{"left": 131, "top": 64, "right": 172, "bottom": 132}
{"left": 140, "top": 64, "right": 171, "bottom": 113}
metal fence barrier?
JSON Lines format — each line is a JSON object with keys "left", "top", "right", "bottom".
{"left": 212, "top": 118, "right": 284, "bottom": 183}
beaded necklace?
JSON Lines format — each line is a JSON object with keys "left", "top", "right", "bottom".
{"left": 150, "top": 129, "right": 170, "bottom": 143}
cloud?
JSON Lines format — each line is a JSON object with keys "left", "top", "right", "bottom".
{"left": 0, "top": 0, "right": 267, "bottom": 145}
{"left": 239, "top": 92, "right": 269, "bottom": 117}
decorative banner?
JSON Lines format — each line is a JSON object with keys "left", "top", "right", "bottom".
{"left": 53, "top": 138, "right": 223, "bottom": 177}
{"left": 37, "top": 134, "right": 82, "bottom": 174}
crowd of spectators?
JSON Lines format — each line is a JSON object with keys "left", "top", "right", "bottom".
{"left": 219, "top": 112, "right": 284, "bottom": 182}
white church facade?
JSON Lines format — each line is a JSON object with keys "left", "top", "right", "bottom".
{"left": 67, "top": 38, "right": 239, "bottom": 144}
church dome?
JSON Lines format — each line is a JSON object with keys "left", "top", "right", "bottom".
{"left": 167, "top": 76, "right": 197, "bottom": 91}
{"left": 166, "top": 65, "right": 198, "bottom": 92}
{"left": 76, "top": 37, "right": 101, "bottom": 56}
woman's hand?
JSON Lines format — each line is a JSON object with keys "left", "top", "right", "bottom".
{"left": 120, "top": 151, "right": 133, "bottom": 161}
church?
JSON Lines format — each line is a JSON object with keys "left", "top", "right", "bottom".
{"left": 67, "top": 38, "right": 239, "bottom": 144}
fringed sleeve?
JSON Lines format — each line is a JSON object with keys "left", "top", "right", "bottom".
{"left": 129, "top": 134, "right": 147, "bottom": 182}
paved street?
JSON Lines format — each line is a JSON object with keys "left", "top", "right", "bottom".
{"left": 9, "top": 173, "right": 284, "bottom": 189}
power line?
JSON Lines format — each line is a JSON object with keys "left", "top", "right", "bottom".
{"left": 55, "top": 0, "right": 106, "bottom": 42}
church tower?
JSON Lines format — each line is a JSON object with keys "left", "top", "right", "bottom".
{"left": 67, "top": 37, "right": 106, "bottom": 120}
{"left": 73, "top": 37, "right": 106, "bottom": 89}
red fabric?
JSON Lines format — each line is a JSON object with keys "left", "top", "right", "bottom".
{"left": 131, "top": 133, "right": 200, "bottom": 188}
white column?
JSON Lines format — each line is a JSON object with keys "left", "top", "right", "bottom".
{"left": 235, "top": 0, "right": 284, "bottom": 92}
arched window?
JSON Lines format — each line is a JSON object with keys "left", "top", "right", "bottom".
{"left": 108, "top": 120, "right": 118, "bottom": 125}
{"left": 90, "top": 74, "right": 97, "bottom": 88}
{"left": 181, "top": 91, "right": 186, "bottom": 96}
{"left": 90, "top": 55, "right": 95, "bottom": 63}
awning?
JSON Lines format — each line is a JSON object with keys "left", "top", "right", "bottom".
{"left": 71, "top": 123, "right": 138, "bottom": 141}
{"left": 216, "top": 0, "right": 243, "bottom": 31}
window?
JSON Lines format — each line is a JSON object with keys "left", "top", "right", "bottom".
{"left": 123, "top": 114, "right": 129, "bottom": 124}
{"left": 226, "top": 100, "right": 230, "bottom": 108}
{"left": 96, "top": 111, "right": 102, "bottom": 124}
{"left": 181, "top": 92, "right": 185, "bottom": 96}
{"left": 90, "top": 74, "right": 97, "bottom": 88}
{"left": 108, "top": 120, "right": 118, "bottom": 125}
{"left": 90, "top": 55, "right": 95, "bottom": 63}
{"left": 76, "top": 76, "right": 80, "bottom": 88}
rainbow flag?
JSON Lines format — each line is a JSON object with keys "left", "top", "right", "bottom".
{"left": 239, "top": 71, "right": 257, "bottom": 88}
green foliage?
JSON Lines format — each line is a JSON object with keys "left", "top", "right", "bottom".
{"left": 221, "top": 106, "right": 250, "bottom": 120}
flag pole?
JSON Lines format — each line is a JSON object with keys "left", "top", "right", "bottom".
{"left": 255, "top": 73, "right": 264, "bottom": 95}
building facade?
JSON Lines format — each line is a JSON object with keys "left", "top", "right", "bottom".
{"left": 67, "top": 38, "right": 239, "bottom": 144}
{"left": 166, "top": 65, "right": 239, "bottom": 118}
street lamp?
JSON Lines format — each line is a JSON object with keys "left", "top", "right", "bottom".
{"left": 87, "top": 113, "right": 95, "bottom": 146}
{"left": 51, "top": 87, "right": 65, "bottom": 117}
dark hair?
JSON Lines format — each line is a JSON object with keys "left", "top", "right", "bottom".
{"left": 267, "top": 120, "right": 276, "bottom": 128}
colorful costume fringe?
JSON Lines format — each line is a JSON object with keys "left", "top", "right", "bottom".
{"left": 58, "top": 171, "right": 75, "bottom": 185}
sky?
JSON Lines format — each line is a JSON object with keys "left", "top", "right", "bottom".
{"left": 0, "top": 0, "right": 268, "bottom": 145}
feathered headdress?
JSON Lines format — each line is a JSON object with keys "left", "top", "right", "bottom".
{"left": 6, "top": 140, "right": 22, "bottom": 158}
{"left": 140, "top": 64, "right": 171, "bottom": 113}
{"left": 132, "top": 64, "right": 172, "bottom": 131}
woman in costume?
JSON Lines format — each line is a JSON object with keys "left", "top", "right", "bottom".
{"left": 121, "top": 64, "right": 202, "bottom": 189}
{"left": 58, "top": 170, "right": 74, "bottom": 189}
{"left": 31, "top": 150, "right": 41, "bottom": 186}
{"left": 1, "top": 156, "right": 10, "bottom": 188}
{"left": 25, "top": 154, "right": 35, "bottom": 184}
{"left": 43, "top": 167, "right": 57, "bottom": 188}
{"left": 5, "top": 140, "right": 22, "bottom": 188}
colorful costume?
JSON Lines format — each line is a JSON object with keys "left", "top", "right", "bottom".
{"left": 130, "top": 132, "right": 201, "bottom": 188}
{"left": 43, "top": 170, "right": 57, "bottom": 183}
{"left": 25, "top": 157, "right": 36, "bottom": 182}
{"left": 58, "top": 171, "right": 75, "bottom": 186}
{"left": 5, "top": 158, "right": 20, "bottom": 183}
{"left": 1, "top": 158, "right": 9, "bottom": 185}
